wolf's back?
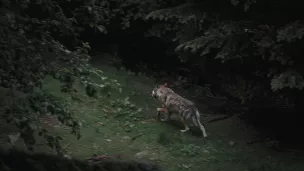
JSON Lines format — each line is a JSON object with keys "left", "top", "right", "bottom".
{"left": 163, "top": 91, "right": 196, "bottom": 113}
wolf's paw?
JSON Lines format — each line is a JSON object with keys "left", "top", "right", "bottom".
{"left": 180, "top": 128, "right": 189, "bottom": 133}
{"left": 161, "top": 118, "right": 169, "bottom": 122}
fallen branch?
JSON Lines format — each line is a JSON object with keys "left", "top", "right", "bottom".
{"left": 131, "top": 133, "right": 143, "bottom": 141}
{"left": 207, "top": 114, "right": 234, "bottom": 123}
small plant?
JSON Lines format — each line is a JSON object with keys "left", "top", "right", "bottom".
{"left": 111, "top": 97, "right": 143, "bottom": 119}
{"left": 110, "top": 97, "right": 143, "bottom": 132}
{"left": 157, "top": 132, "right": 172, "bottom": 145}
{"left": 157, "top": 132, "right": 183, "bottom": 146}
{"left": 179, "top": 144, "right": 202, "bottom": 157}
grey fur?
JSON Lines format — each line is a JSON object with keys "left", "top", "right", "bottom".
{"left": 152, "top": 85, "right": 208, "bottom": 138}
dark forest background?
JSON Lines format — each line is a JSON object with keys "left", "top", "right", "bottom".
{"left": 1, "top": 0, "right": 304, "bottom": 169}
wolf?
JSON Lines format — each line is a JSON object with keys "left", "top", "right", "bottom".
{"left": 152, "top": 83, "right": 208, "bottom": 138}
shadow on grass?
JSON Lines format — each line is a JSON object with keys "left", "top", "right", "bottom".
{"left": 0, "top": 148, "right": 164, "bottom": 171}
{"left": 159, "top": 119, "right": 207, "bottom": 138}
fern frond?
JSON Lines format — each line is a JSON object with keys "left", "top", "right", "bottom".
{"left": 145, "top": 3, "right": 206, "bottom": 23}
{"left": 271, "top": 69, "right": 304, "bottom": 91}
{"left": 145, "top": 0, "right": 244, "bottom": 23}
{"left": 175, "top": 33, "right": 224, "bottom": 54}
{"left": 277, "top": 21, "right": 304, "bottom": 43}
{"left": 175, "top": 22, "right": 249, "bottom": 62}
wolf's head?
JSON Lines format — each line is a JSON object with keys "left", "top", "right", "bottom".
{"left": 152, "top": 83, "right": 174, "bottom": 99}
{"left": 152, "top": 83, "right": 167, "bottom": 98}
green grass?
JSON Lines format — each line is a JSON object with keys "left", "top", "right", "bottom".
{"left": 3, "top": 65, "right": 304, "bottom": 171}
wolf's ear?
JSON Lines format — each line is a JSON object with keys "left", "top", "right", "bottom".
{"left": 163, "top": 83, "right": 168, "bottom": 87}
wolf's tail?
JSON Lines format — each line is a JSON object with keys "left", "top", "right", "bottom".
{"left": 192, "top": 109, "right": 208, "bottom": 138}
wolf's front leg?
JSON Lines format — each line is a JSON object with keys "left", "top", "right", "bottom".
{"left": 157, "top": 110, "right": 161, "bottom": 121}
{"left": 161, "top": 111, "right": 172, "bottom": 122}
{"left": 156, "top": 107, "right": 167, "bottom": 121}
{"left": 157, "top": 107, "right": 168, "bottom": 113}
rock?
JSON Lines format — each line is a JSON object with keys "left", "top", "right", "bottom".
{"left": 121, "top": 136, "right": 131, "bottom": 141}
{"left": 228, "top": 141, "right": 235, "bottom": 146}
{"left": 63, "top": 154, "right": 72, "bottom": 160}
{"left": 105, "top": 139, "right": 112, "bottom": 142}
{"left": 138, "top": 163, "right": 154, "bottom": 171}
{"left": 93, "top": 143, "right": 98, "bottom": 149}
{"left": 135, "top": 150, "right": 149, "bottom": 159}
{"left": 8, "top": 133, "right": 20, "bottom": 146}
{"left": 203, "top": 149, "right": 210, "bottom": 154}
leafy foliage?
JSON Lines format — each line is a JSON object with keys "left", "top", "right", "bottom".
{"left": 145, "top": 0, "right": 304, "bottom": 109}
{"left": 0, "top": 0, "right": 128, "bottom": 154}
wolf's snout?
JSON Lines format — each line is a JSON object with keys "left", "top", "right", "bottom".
{"left": 152, "top": 90, "right": 157, "bottom": 98}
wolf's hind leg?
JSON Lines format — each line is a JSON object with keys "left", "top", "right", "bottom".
{"left": 191, "top": 116, "right": 198, "bottom": 127}
{"left": 197, "top": 120, "right": 208, "bottom": 138}
{"left": 180, "top": 115, "right": 190, "bottom": 132}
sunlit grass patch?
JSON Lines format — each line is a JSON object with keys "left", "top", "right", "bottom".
{"left": 34, "top": 65, "right": 304, "bottom": 171}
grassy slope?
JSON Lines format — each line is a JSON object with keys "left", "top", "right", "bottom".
{"left": 2, "top": 64, "right": 304, "bottom": 171}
